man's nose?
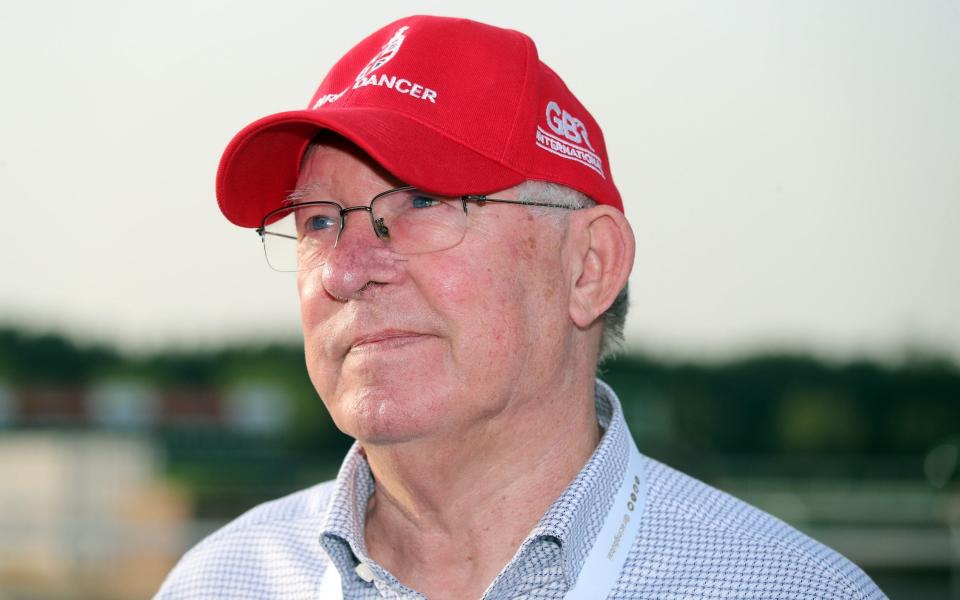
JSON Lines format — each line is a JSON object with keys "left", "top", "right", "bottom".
{"left": 318, "top": 211, "right": 401, "bottom": 300}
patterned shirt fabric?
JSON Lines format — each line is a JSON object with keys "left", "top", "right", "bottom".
{"left": 155, "top": 380, "right": 887, "bottom": 599}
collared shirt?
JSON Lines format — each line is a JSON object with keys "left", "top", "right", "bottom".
{"left": 155, "top": 380, "right": 887, "bottom": 599}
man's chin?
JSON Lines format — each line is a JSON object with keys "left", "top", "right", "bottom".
{"left": 333, "top": 385, "right": 453, "bottom": 446}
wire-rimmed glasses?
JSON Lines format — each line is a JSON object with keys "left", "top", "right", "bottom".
{"left": 256, "top": 185, "right": 576, "bottom": 272}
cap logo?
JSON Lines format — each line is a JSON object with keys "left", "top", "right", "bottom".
{"left": 536, "top": 101, "right": 604, "bottom": 178}
{"left": 354, "top": 26, "right": 408, "bottom": 85}
{"left": 545, "top": 101, "right": 595, "bottom": 151}
{"left": 312, "top": 25, "right": 437, "bottom": 109}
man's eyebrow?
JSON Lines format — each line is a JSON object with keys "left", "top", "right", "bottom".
{"left": 285, "top": 183, "right": 325, "bottom": 205}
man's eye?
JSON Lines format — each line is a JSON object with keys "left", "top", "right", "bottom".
{"left": 306, "top": 215, "right": 336, "bottom": 231}
{"left": 411, "top": 195, "right": 440, "bottom": 209}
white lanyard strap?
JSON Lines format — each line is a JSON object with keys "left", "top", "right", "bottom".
{"left": 318, "top": 560, "right": 343, "bottom": 599}
{"left": 319, "top": 436, "right": 645, "bottom": 600}
{"left": 563, "top": 433, "right": 645, "bottom": 600}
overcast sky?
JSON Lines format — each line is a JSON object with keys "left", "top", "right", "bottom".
{"left": 1, "top": 1, "right": 958, "bottom": 361}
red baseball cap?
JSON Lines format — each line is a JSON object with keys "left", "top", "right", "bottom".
{"left": 217, "top": 15, "right": 622, "bottom": 228}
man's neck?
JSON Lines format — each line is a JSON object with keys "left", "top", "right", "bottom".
{"left": 361, "top": 376, "right": 600, "bottom": 600}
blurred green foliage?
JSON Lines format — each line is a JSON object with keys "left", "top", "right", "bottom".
{"left": 599, "top": 352, "right": 958, "bottom": 459}
{"left": 600, "top": 353, "right": 960, "bottom": 597}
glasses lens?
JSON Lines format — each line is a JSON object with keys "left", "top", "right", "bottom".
{"left": 261, "top": 203, "right": 341, "bottom": 272}
{"left": 372, "top": 189, "right": 467, "bottom": 254}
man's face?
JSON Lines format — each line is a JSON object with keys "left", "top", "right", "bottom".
{"left": 295, "top": 140, "right": 575, "bottom": 445}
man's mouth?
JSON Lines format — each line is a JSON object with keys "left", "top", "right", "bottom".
{"left": 348, "top": 330, "right": 433, "bottom": 353}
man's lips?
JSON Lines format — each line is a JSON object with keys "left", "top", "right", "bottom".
{"left": 348, "top": 330, "right": 434, "bottom": 353}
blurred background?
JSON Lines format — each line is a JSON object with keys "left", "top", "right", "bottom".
{"left": 1, "top": 1, "right": 958, "bottom": 598}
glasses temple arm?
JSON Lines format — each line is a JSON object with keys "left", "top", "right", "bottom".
{"left": 257, "top": 228, "right": 298, "bottom": 241}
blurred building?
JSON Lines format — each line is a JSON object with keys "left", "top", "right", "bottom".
{"left": 0, "top": 379, "right": 293, "bottom": 600}
{"left": 0, "top": 433, "right": 187, "bottom": 599}
{"left": 0, "top": 381, "right": 290, "bottom": 433}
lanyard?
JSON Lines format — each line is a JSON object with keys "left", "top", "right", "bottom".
{"left": 562, "top": 432, "right": 644, "bottom": 599}
{"left": 318, "top": 560, "right": 342, "bottom": 599}
{"left": 319, "top": 435, "right": 645, "bottom": 600}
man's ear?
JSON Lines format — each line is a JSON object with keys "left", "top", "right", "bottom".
{"left": 567, "top": 206, "right": 635, "bottom": 329}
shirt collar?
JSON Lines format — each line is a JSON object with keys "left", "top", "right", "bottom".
{"left": 318, "top": 379, "right": 632, "bottom": 590}
{"left": 318, "top": 443, "right": 379, "bottom": 584}
{"left": 528, "top": 379, "right": 630, "bottom": 587}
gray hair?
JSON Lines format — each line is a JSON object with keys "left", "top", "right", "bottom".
{"left": 511, "top": 180, "right": 630, "bottom": 363}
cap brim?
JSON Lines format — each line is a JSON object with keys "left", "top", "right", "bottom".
{"left": 216, "top": 108, "right": 528, "bottom": 228}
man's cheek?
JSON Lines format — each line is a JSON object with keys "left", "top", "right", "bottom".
{"left": 298, "top": 274, "right": 328, "bottom": 327}
{"left": 297, "top": 271, "right": 322, "bottom": 298}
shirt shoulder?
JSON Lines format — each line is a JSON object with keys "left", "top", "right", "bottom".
{"left": 619, "top": 456, "right": 886, "bottom": 599}
{"left": 153, "top": 480, "right": 337, "bottom": 599}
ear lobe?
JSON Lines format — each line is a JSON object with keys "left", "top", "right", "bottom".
{"left": 568, "top": 206, "right": 635, "bottom": 329}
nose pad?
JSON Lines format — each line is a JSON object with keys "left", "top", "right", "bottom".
{"left": 333, "top": 207, "right": 383, "bottom": 249}
{"left": 374, "top": 217, "right": 390, "bottom": 239}
{"left": 320, "top": 208, "right": 400, "bottom": 300}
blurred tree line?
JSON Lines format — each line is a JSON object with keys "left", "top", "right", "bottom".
{"left": 0, "top": 327, "right": 347, "bottom": 450}
{"left": 1, "top": 325, "right": 957, "bottom": 477}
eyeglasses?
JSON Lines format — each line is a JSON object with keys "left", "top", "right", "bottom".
{"left": 256, "top": 185, "right": 576, "bottom": 272}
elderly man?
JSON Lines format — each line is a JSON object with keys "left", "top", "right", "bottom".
{"left": 156, "top": 15, "right": 885, "bottom": 600}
